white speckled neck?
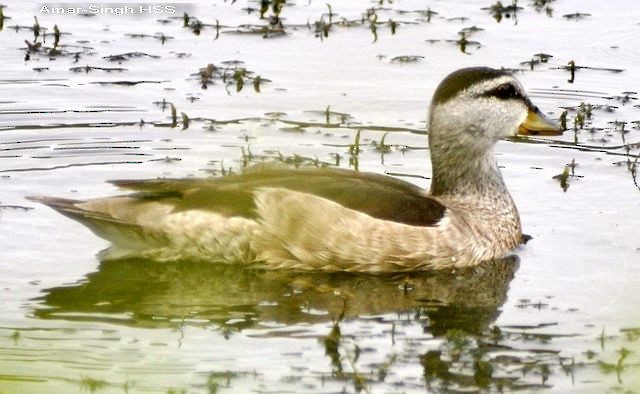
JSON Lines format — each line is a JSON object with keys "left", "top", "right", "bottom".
{"left": 428, "top": 121, "right": 507, "bottom": 199}
{"left": 430, "top": 140, "right": 517, "bottom": 203}
{"left": 427, "top": 103, "right": 523, "bottom": 258}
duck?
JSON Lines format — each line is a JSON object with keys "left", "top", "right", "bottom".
{"left": 28, "top": 67, "right": 562, "bottom": 272}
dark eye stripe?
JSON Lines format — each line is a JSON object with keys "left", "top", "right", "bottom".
{"left": 485, "top": 83, "right": 521, "bottom": 100}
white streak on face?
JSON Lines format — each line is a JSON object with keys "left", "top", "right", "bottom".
{"left": 429, "top": 74, "right": 531, "bottom": 142}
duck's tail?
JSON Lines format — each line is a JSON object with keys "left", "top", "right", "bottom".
{"left": 26, "top": 196, "right": 84, "bottom": 215}
{"left": 26, "top": 195, "right": 171, "bottom": 254}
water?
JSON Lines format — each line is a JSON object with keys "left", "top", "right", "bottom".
{"left": 1, "top": 0, "right": 639, "bottom": 392}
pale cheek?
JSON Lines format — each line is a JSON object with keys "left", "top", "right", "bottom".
{"left": 516, "top": 109, "right": 528, "bottom": 125}
{"left": 482, "top": 104, "right": 515, "bottom": 137}
{"left": 512, "top": 110, "right": 528, "bottom": 134}
{"left": 498, "top": 105, "right": 528, "bottom": 135}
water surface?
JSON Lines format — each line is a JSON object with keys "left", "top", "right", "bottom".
{"left": 1, "top": 0, "right": 639, "bottom": 392}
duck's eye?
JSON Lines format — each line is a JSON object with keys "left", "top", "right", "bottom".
{"left": 488, "top": 83, "right": 519, "bottom": 100}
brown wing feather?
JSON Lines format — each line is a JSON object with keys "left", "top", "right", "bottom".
{"left": 108, "top": 166, "right": 446, "bottom": 227}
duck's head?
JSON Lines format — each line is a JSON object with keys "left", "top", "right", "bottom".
{"left": 428, "top": 67, "right": 562, "bottom": 147}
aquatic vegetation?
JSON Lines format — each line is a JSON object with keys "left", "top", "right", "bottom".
{"left": 563, "top": 12, "right": 591, "bottom": 21}
{"left": 165, "top": 2, "right": 432, "bottom": 44}
{"left": 124, "top": 33, "right": 154, "bottom": 39}
{"left": 230, "top": 21, "right": 286, "bottom": 38}
{"left": 159, "top": 103, "right": 190, "bottom": 130}
{"left": 79, "top": 377, "right": 107, "bottom": 393}
{"left": 219, "top": 0, "right": 287, "bottom": 38}
{"left": 10, "top": 17, "right": 92, "bottom": 62}
{"left": 425, "top": 27, "right": 482, "bottom": 54}
{"left": 188, "top": 17, "right": 203, "bottom": 35}
{"left": 168, "top": 103, "right": 178, "bottom": 128}
{"left": 90, "top": 80, "right": 165, "bottom": 86}
{"left": 555, "top": 61, "right": 624, "bottom": 83}
{"left": 205, "top": 371, "right": 236, "bottom": 393}
{"left": 395, "top": 8, "right": 439, "bottom": 25}
{"left": 202, "top": 160, "right": 236, "bottom": 176}
{"left": 152, "top": 98, "right": 170, "bottom": 111}
{"left": 191, "top": 62, "right": 269, "bottom": 93}
{"left": 235, "top": 142, "right": 334, "bottom": 171}
{"left": 530, "top": 0, "right": 554, "bottom": 16}
{"left": 533, "top": 52, "right": 553, "bottom": 62}
{"left": 614, "top": 120, "right": 640, "bottom": 191}
{"left": 0, "top": 204, "right": 33, "bottom": 211}
{"left": 447, "top": 16, "right": 470, "bottom": 23}
{"left": 597, "top": 346, "right": 634, "bottom": 384}
{"left": 420, "top": 323, "right": 571, "bottom": 391}
{"left": 389, "top": 55, "right": 424, "bottom": 64}
{"left": 460, "top": 25, "right": 484, "bottom": 35}
{"left": 0, "top": 5, "right": 6, "bottom": 31}
{"left": 51, "top": 24, "right": 60, "bottom": 47}
{"left": 559, "top": 110, "right": 568, "bottom": 130}
{"left": 550, "top": 159, "right": 585, "bottom": 193}
{"left": 553, "top": 160, "right": 573, "bottom": 192}
{"left": 9, "top": 330, "right": 20, "bottom": 343}
{"left": 349, "top": 129, "right": 361, "bottom": 170}
{"left": 322, "top": 316, "right": 344, "bottom": 375}
{"left": 421, "top": 8, "right": 439, "bottom": 22}
{"left": 520, "top": 53, "right": 553, "bottom": 70}
{"left": 69, "top": 65, "right": 127, "bottom": 73}
{"left": 312, "top": 17, "right": 332, "bottom": 40}
{"left": 319, "top": 300, "right": 376, "bottom": 393}
{"left": 300, "top": 106, "right": 354, "bottom": 126}
{"left": 482, "top": 1, "right": 523, "bottom": 23}
{"left": 520, "top": 59, "right": 540, "bottom": 70}
{"left": 566, "top": 61, "right": 578, "bottom": 83}
{"left": 103, "top": 52, "right": 160, "bottom": 62}
{"left": 181, "top": 112, "right": 190, "bottom": 131}
{"left": 155, "top": 32, "right": 174, "bottom": 44}
{"left": 252, "top": 75, "right": 263, "bottom": 93}
{"left": 388, "top": 19, "right": 397, "bottom": 34}
{"left": 32, "top": 16, "right": 40, "bottom": 40}
{"left": 453, "top": 30, "right": 481, "bottom": 54}
{"left": 573, "top": 112, "right": 585, "bottom": 131}
{"left": 371, "top": 132, "right": 391, "bottom": 153}
{"left": 610, "top": 91, "right": 638, "bottom": 106}
{"left": 276, "top": 152, "right": 325, "bottom": 168}
{"left": 181, "top": 11, "right": 217, "bottom": 36}
{"left": 365, "top": 7, "right": 379, "bottom": 43}
{"left": 559, "top": 102, "right": 594, "bottom": 137}
{"left": 278, "top": 125, "right": 305, "bottom": 133}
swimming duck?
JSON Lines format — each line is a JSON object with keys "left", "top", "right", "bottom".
{"left": 29, "top": 67, "right": 562, "bottom": 272}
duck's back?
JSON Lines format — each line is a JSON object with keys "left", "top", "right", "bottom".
{"left": 109, "top": 165, "right": 446, "bottom": 226}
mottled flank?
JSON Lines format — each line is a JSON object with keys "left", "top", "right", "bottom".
{"left": 28, "top": 67, "right": 561, "bottom": 272}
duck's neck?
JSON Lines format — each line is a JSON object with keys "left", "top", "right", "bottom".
{"left": 428, "top": 127, "right": 523, "bottom": 255}
{"left": 429, "top": 137, "right": 508, "bottom": 199}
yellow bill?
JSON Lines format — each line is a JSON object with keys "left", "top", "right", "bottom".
{"left": 519, "top": 107, "right": 563, "bottom": 136}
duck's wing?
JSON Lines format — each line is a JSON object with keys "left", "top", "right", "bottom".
{"left": 109, "top": 166, "right": 447, "bottom": 227}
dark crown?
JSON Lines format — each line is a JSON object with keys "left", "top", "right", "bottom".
{"left": 431, "top": 67, "right": 513, "bottom": 106}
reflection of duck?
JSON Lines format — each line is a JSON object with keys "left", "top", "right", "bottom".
{"left": 28, "top": 67, "right": 561, "bottom": 272}
{"left": 34, "top": 256, "right": 519, "bottom": 335}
